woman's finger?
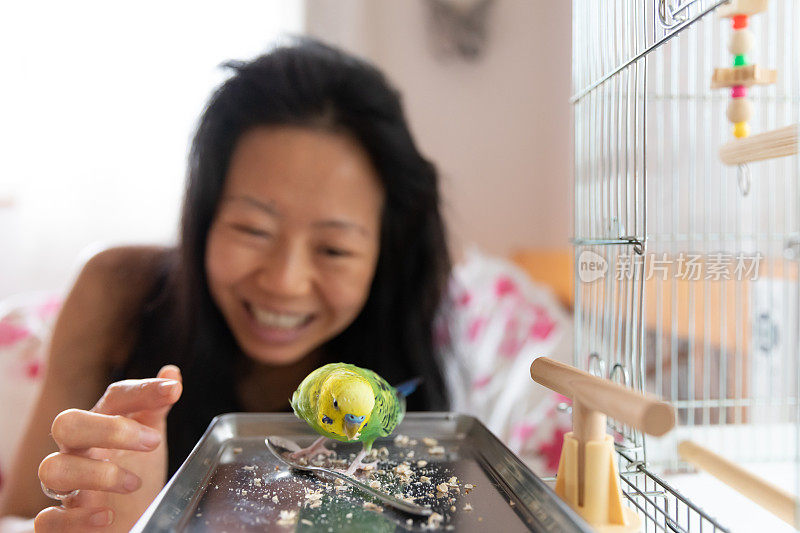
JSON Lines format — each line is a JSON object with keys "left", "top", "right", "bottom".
{"left": 34, "top": 506, "right": 114, "bottom": 531}
{"left": 39, "top": 452, "right": 142, "bottom": 494}
{"left": 51, "top": 409, "right": 161, "bottom": 452}
{"left": 92, "top": 377, "right": 182, "bottom": 416}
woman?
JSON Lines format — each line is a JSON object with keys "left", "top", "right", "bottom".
{"left": 0, "top": 38, "right": 451, "bottom": 532}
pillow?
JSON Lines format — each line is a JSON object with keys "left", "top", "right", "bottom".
{"left": 0, "top": 293, "right": 61, "bottom": 496}
{"left": 435, "top": 249, "right": 573, "bottom": 475}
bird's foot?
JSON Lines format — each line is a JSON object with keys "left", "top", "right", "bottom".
{"left": 289, "top": 436, "right": 336, "bottom": 461}
{"left": 337, "top": 449, "right": 377, "bottom": 476}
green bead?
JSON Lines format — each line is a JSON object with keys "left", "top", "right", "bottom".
{"left": 733, "top": 54, "right": 747, "bottom": 67}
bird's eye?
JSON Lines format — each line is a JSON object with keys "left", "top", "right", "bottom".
{"left": 333, "top": 399, "right": 339, "bottom": 409}
{"left": 322, "top": 415, "right": 333, "bottom": 425}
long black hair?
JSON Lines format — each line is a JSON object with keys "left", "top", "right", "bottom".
{"left": 121, "top": 38, "right": 452, "bottom": 473}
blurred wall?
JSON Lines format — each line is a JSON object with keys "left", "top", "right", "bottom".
{"left": 305, "top": 0, "right": 573, "bottom": 258}
{"left": 0, "top": 2, "right": 302, "bottom": 299}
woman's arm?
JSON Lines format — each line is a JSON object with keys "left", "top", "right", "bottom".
{"left": 0, "top": 246, "right": 168, "bottom": 518}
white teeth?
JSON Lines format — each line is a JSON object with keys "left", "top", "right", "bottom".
{"left": 251, "top": 307, "right": 309, "bottom": 329}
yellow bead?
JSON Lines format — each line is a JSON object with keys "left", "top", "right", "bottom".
{"left": 728, "top": 29, "right": 754, "bottom": 55}
{"left": 733, "top": 121, "right": 750, "bottom": 138}
{"left": 727, "top": 98, "right": 753, "bottom": 123}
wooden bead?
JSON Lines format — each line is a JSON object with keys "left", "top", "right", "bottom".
{"left": 728, "top": 29, "right": 754, "bottom": 55}
{"left": 734, "top": 121, "right": 750, "bottom": 138}
{"left": 727, "top": 98, "right": 753, "bottom": 123}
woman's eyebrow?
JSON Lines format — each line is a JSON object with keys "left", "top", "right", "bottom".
{"left": 222, "top": 195, "right": 281, "bottom": 217}
{"left": 312, "top": 219, "right": 371, "bottom": 237}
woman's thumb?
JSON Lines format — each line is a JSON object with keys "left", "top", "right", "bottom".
{"left": 157, "top": 364, "right": 182, "bottom": 384}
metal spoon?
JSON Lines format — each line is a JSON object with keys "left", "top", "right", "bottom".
{"left": 265, "top": 437, "right": 433, "bottom": 517}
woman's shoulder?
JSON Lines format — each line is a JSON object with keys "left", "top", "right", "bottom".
{"left": 51, "top": 245, "right": 176, "bottom": 372}
{"left": 79, "top": 245, "right": 172, "bottom": 292}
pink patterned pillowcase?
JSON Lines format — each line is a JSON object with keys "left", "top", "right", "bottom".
{"left": 435, "top": 250, "right": 573, "bottom": 476}
{"left": 0, "top": 294, "right": 61, "bottom": 494}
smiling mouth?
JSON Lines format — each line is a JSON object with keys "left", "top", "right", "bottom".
{"left": 246, "top": 304, "right": 315, "bottom": 329}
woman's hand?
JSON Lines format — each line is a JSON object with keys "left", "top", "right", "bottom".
{"left": 34, "top": 365, "right": 182, "bottom": 532}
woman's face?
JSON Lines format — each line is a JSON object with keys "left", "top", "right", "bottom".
{"left": 205, "top": 126, "right": 384, "bottom": 366}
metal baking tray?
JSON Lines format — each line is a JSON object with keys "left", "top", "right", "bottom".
{"left": 132, "top": 412, "right": 592, "bottom": 532}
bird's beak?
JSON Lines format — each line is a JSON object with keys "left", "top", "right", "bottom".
{"left": 343, "top": 420, "right": 361, "bottom": 440}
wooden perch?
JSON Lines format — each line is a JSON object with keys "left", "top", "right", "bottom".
{"left": 531, "top": 358, "right": 675, "bottom": 531}
{"left": 679, "top": 440, "right": 799, "bottom": 526}
{"left": 711, "top": 65, "right": 777, "bottom": 88}
{"left": 719, "top": 123, "right": 799, "bottom": 165}
{"left": 530, "top": 357, "right": 675, "bottom": 437}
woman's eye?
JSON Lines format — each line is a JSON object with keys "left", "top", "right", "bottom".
{"left": 232, "top": 224, "right": 271, "bottom": 238}
{"left": 320, "top": 246, "right": 352, "bottom": 258}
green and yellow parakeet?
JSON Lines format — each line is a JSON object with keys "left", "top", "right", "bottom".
{"left": 289, "top": 362, "right": 418, "bottom": 475}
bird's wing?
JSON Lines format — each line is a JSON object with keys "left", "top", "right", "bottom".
{"left": 359, "top": 367, "right": 405, "bottom": 447}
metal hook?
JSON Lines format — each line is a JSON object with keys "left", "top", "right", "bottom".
{"left": 587, "top": 352, "right": 606, "bottom": 378}
{"left": 737, "top": 164, "right": 751, "bottom": 196}
{"left": 610, "top": 362, "right": 631, "bottom": 388}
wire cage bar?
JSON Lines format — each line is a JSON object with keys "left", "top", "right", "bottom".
{"left": 572, "top": 0, "right": 800, "bottom": 530}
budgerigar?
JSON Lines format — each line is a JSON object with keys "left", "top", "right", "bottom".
{"left": 289, "top": 362, "right": 418, "bottom": 475}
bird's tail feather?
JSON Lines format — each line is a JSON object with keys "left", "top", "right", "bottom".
{"left": 394, "top": 377, "right": 423, "bottom": 398}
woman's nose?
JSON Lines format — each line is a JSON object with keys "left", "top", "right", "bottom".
{"left": 255, "top": 243, "right": 312, "bottom": 296}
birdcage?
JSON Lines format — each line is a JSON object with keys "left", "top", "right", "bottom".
{"left": 572, "top": 0, "right": 800, "bottom": 531}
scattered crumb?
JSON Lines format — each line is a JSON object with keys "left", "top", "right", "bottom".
{"left": 378, "top": 447, "right": 389, "bottom": 456}
{"left": 369, "top": 480, "right": 381, "bottom": 489}
{"left": 417, "top": 460, "right": 428, "bottom": 468}
{"left": 464, "top": 483, "right": 474, "bottom": 490}
{"left": 448, "top": 476, "right": 458, "bottom": 484}
{"left": 300, "top": 519, "right": 314, "bottom": 526}
{"left": 436, "top": 483, "right": 449, "bottom": 494}
{"left": 393, "top": 434, "right": 410, "bottom": 446}
{"left": 394, "top": 463, "right": 412, "bottom": 479}
{"left": 406, "top": 518, "right": 413, "bottom": 526}
{"left": 464, "top": 503, "right": 473, "bottom": 511}
{"left": 277, "top": 510, "right": 297, "bottom": 526}
{"left": 420, "top": 476, "right": 431, "bottom": 483}
{"left": 406, "top": 450, "right": 415, "bottom": 458}
{"left": 253, "top": 478, "right": 261, "bottom": 486}
{"left": 422, "top": 437, "right": 438, "bottom": 447}
{"left": 346, "top": 513, "right": 353, "bottom": 519}
{"left": 428, "top": 446, "right": 445, "bottom": 455}
{"left": 308, "top": 500, "right": 322, "bottom": 509}
{"left": 450, "top": 505, "right": 456, "bottom": 512}
{"left": 427, "top": 512, "right": 444, "bottom": 527}
{"left": 232, "top": 447, "right": 243, "bottom": 454}
{"left": 509, "top": 500, "right": 515, "bottom": 507}
{"left": 334, "top": 478, "right": 344, "bottom": 486}
{"left": 334, "top": 485, "right": 347, "bottom": 492}
{"left": 241, "top": 490, "right": 247, "bottom": 495}
{"left": 363, "top": 501, "right": 383, "bottom": 512}
{"left": 478, "top": 517, "right": 483, "bottom": 522}
{"left": 243, "top": 465, "right": 256, "bottom": 471}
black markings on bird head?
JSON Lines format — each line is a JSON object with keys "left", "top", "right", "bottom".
{"left": 322, "top": 415, "right": 333, "bottom": 425}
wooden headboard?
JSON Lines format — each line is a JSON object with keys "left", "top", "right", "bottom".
{"left": 510, "top": 248, "right": 574, "bottom": 310}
